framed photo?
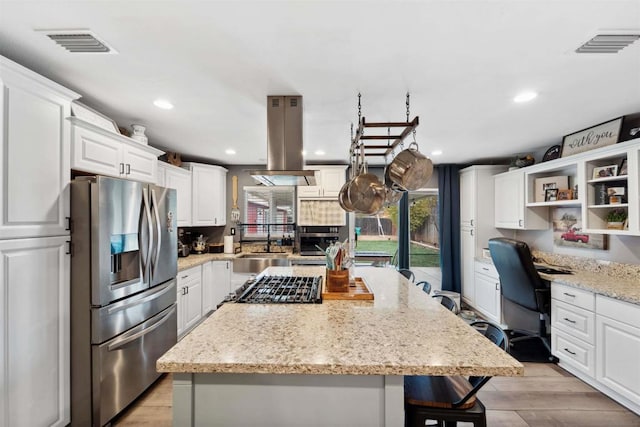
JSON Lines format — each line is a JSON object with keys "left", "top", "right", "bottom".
{"left": 534, "top": 176, "right": 569, "bottom": 202}
{"left": 545, "top": 188, "right": 559, "bottom": 202}
{"left": 619, "top": 158, "right": 628, "bottom": 176}
{"left": 557, "top": 189, "right": 573, "bottom": 201}
{"left": 71, "top": 101, "right": 120, "bottom": 134}
{"left": 561, "top": 117, "right": 622, "bottom": 158}
{"left": 592, "top": 165, "right": 618, "bottom": 179}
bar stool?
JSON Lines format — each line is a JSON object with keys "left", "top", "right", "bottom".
{"left": 404, "top": 321, "right": 508, "bottom": 427}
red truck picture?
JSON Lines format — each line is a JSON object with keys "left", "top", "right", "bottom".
{"left": 560, "top": 228, "right": 589, "bottom": 243}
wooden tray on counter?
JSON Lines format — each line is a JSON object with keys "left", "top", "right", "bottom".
{"left": 322, "top": 277, "right": 374, "bottom": 300}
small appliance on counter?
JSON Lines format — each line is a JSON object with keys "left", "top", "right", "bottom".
{"left": 178, "top": 240, "right": 190, "bottom": 257}
{"left": 192, "top": 235, "right": 207, "bottom": 254}
{"left": 208, "top": 243, "right": 224, "bottom": 253}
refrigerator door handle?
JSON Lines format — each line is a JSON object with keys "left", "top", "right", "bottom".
{"left": 106, "top": 280, "right": 175, "bottom": 314}
{"left": 142, "top": 187, "right": 154, "bottom": 282}
{"left": 151, "top": 188, "right": 162, "bottom": 276}
{"left": 107, "top": 305, "right": 176, "bottom": 352}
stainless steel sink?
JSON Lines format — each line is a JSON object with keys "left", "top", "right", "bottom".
{"left": 233, "top": 253, "right": 290, "bottom": 273}
{"left": 236, "top": 253, "right": 290, "bottom": 259}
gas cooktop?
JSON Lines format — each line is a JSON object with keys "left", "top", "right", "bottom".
{"left": 236, "top": 275, "right": 323, "bottom": 304}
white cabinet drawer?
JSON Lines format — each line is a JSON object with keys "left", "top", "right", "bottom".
{"left": 551, "top": 283, "right": 595, "bottom": 311}
{"left": 596, "top": 295, "right": 640, "bottom": 328}
{"left": 474, "top": 261, "right": 498, "bottom": 278}
{"left": 178, "top": 265, "right": 202, "bottom": 285}
{"left": 551, "top": 299, "right": 595, "bottom": 344}
{"left": 552, "top": 327, "right": 595, "bottom": 378}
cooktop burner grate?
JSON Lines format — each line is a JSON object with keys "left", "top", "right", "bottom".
{"left": 236, "top": 275, "right": 323, "bottom": 304}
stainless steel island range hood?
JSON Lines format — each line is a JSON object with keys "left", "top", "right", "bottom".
{"left": 249, "top": 96, "right": 316, "bottom": 186}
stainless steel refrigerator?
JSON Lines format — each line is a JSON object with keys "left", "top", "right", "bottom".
{"left": 70, "top": 176, "right": 178, "bottom": 427}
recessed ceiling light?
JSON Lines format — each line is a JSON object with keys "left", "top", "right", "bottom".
{"left": 431, "top": 150, "right": 443, "bottom": 156}
{"left": 225, "top": 149, "right": 236, "bottom": 155}
{"left": 513, "top": 91, "right": 538, "bottom": 103}
{"left": 153, "top": 99, "right": 174, "bottom": 110}
{"left": 314, "top": 150, "right": 325, "bottom": 156}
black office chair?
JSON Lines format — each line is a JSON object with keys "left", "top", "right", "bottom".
{"left": 488, "top": 237, "right": 554, "bottom": 361}
{"left": 432, "top": 294, "right": 458, "bottom": 314}
{"left": 416, "top": 280, "right": 431, "bottom": 294}
{"left": 404, "top": 321, "right": 508, "bottom": 427}
{"left": 398, "top": 268, "right": 415, "bottom": 283}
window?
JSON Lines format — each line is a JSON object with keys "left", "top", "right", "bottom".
{"left": 243, "top": 186, "right": 295, "bottom": 238}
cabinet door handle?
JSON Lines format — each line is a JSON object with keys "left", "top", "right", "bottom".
{"left": 65, "top": 241, "right": 72, "bottom": 255}
{"left": 563, "top": 348, "right": 576, "bottom": 356}
{"left": 563, "top": 317, "right": 576, "bottom": 324}
{"left": 519, "top": 219, "right": 523, "bottom": 227}
{"left": 65, "top": 216, "right": 71, "bottom": 231}
{"left": 120, "top": 163, "right": 125, "bottom": 174}
{"left": 126, "top": 163, "right": 131, "bottom": 175}
{"left": 495, "top": 283, "right": 500, "bottom": 291}
{"left": 470, "top": 219, "right": 474, "bottom": 226}
{"left": 470, "top": 229, "right": 474, "bottom": 236}
{"left": 563, "top": 292, "right": 576, "bottom": 298}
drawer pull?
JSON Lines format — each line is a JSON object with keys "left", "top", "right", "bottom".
{"left": 563, "top": 317, "right": 576, "bottom": 324}
{"left": 563, "top": 292, "right": 576, "bottom": 298}
{"left": 181, "top": 275, "right": 188, "bottom": 279}
{"left": 563, "top": 348, "right": 577, "bottom": 356}
{"left": 482, "top": 267, "right": 489, "bottom": 271}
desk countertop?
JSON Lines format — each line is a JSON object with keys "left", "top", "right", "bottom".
{"left": 476, "top": 257, "right": 640, "bottom": 305}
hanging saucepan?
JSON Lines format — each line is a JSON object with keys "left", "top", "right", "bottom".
{"left": 347, "top": 147, "right": 386, "bottom": 214}
{"left": 388, "top": 142, "right": 434, "bottom": 191}
{"left": 383, "top": 163, "right": 404, "bottom": 205}
{"left": 338, "top": 151, "right": 357, "bottom": 212}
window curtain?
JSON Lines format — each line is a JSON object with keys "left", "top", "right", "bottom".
{"left": 437, "top": 165, "right": 461, "bottom": 292}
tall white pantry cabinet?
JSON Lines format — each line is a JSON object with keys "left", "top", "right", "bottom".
{"left": 0, "top": 57, "right": 80, "bottom": 427}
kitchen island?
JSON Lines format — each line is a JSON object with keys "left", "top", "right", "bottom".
{"left": 157, "top": 266, "right": 523, "bottom": 426}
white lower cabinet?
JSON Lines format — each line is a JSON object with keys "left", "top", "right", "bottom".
{"left": 0, "top": 236, "right": 70, "bottom": 427}
{"left": 202, "top": 261, "right": 231, "bottom": 314}
{"left": 177, "top": 265, "right": 202, "bottom": 338}
{"left": 473, "top": 261, "right": 501, "bottom": 324}
{"left": 551, "top": 283, "right": 596, "bottom": 378}
{"left": 596, "top": 296, "right": 640, "bottom": 411}
{"left": 552, "top": 284, "right": 640, "bottom": 415}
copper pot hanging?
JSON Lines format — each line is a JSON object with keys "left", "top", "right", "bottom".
{"left": 388, "top": 142, "right": 433, "bottom": 191}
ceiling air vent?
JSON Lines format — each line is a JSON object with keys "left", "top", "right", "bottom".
{"left": 41, "top": 30, "right": 117, "bottom": 54}
{"left": 575, "top": 34, "right": 640, "bottom": 53}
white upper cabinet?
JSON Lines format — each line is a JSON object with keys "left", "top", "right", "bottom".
{"left": 459, "top": 168, "right": 477, "bottom": 227}
{"left": 158, "top": 162, "right": 192, "bottom": 227}
{"left": 0, "top": 57, "right": 80, "bottom": 239}
{"left": 494, "top": 138, "right": 640, "bottom": 235}
{"left": 183, "top": 163, "right": 227, "bottom": 226}
{"left": 298, "top": 165, "right": 346, "bottom": 198}
{"left": 494, "top": 169, "right": 548, "bottom": 230}
{"left": 70, "top": 117, "right": 162, "bottom": 183}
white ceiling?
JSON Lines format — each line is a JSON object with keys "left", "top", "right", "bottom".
{"left": 1, "top": 0, "right": 639, "bottom": 166}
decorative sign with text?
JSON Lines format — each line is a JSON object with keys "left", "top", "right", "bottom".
{"left": 561, "top": 117, "right": 622, "bottom": 158}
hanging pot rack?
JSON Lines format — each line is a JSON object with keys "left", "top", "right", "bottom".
{"left": 349, "top": 92, "right": 420, "bottom": 158}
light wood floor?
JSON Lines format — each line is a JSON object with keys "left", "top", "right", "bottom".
{"left": 112, "top": 363, "right": 640, "bottom": 426}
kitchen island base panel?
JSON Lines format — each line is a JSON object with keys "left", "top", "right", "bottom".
{"left": 173, "top": 373, "right": 404, "bottom": 426}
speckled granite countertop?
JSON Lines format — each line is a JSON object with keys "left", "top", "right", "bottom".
{"left": 476, "top": 256, "right": 640, "bottom": 305}
{"left": 157, "top": 266, "right": 523, "bottom": 377}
